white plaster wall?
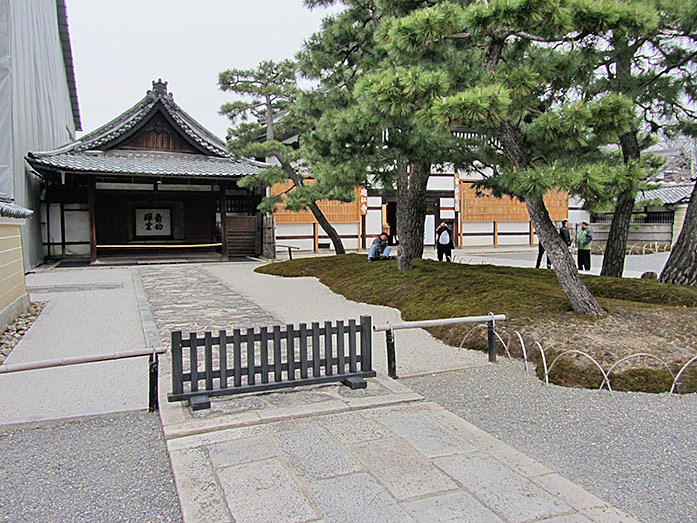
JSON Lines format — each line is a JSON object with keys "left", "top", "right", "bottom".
{"left": 427, "top": 176, "right": 455, "bottom": 191}
{"left": 498, "top": 221, "right": 529, "bottom": 233}
{"left": 366, "top": 209, "right": 382, "bottom": 236}
{"left": 424, "top": 215, "right": 435, "bottom": 245}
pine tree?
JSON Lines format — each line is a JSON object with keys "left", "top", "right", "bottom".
{"left": 299, "top": 1, "right": 461, "bottom": 271}
{"left": 570, "top": 0, "right": 697, "bottom": 277}
{"left": 371, "top": 0, "right": 648, "bottom": 315}
{"left": 218, "top": 59, "right": 346, "bottom": 254}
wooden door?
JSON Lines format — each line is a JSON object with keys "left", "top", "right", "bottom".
{"left": 226, "top": 216, "right": 259, "bottom": 256}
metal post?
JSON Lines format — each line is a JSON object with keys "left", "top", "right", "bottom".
{"left": 487, "top": 320, "right": 496, "bottom": 363}
{"left": 385, "top": 328, "right": 397, "bottom": 379}
{"left": 148, "top": 353, "right": 159, "bottom": 412}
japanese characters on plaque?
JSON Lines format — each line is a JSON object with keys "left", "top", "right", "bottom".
{"left": 135, "top": 209, "right": 171, "bottom": 237}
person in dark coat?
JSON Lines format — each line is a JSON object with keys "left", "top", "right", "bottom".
{"left": 559, "top": 219, "right": 572, "bottom": 248}
{"left": 435, "top": 222, "right": 454, "bottom": 262}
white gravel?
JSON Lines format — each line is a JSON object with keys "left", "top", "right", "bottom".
{"left": 402, "top": 359, "right": 697, "bottom": 523}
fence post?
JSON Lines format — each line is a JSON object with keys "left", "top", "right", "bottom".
{"left": 487, "top": 320, "right": 496, "bottom": 363}
{"left": 385, "top": 327, "right": 397, "bottom": 379}
{"left": 360, "top": 315, "right": 372, "bottom": 371}
{"left": 493, "top": 221, "right": 498, "bottom": 247}
{"left": 149, "top": 353, "right": 159, "bottom": 412}
{"left": 171, "top": 331, "right": 183, "bottom": 395}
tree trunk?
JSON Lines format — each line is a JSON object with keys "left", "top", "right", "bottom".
{"left": 496, "top": 122, "right": 605, "bottom": 315}
{"left": 660, "top": 181, "right": 697, "bottom": 285}
{"left": 481, "top": 35, "right": 604, "bottom": 314}
{"left": 601, "top": 130, "right": 640, "bottom": 277}
{"left": 278, "top": 156, "right": 346, "bottom": 254}
{"left": 527, "top": 196, "right": 606, "bottom": 315}
{"left": 396, "top": 155, "right": 430, "bottom": 272}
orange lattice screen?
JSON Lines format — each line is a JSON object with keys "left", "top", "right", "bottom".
{"left": 460, "top": 181, "right": 568, "bottom": 222}
{"left": 270, "top": 180, "right": 360, "bottom": 224}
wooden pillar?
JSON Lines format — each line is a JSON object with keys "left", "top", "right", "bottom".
{"left": 529, "top": 221, "right": 534, "bottom": 247}
{"left": 313, "top": 222, "right": 319, "bottom": 253}
{"left": 361, "top": 215, "right": 366, "bottom": 250}
{"left": 220, "top": 185, "right": 228, "bottom": 261}
{"left": 493, "top": 220, "right": 498, "bottom": 248}
{"left": 88, "top": 178, "right": 97, "bottom": 264}
{"left": 60, "top": 202, "right": 66, "bottom": 256}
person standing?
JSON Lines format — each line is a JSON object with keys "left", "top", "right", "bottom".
{"left": 577, "top": 221, "right": 593, "bottom": 271}
{"left": 435, "top": 222, "right": 454, "bottom": 262}
{"left": 535, "top": 241, "right": 551, "bottom": 269}
{"left": 559, "top": 219, "right": 572, "bottom": 249}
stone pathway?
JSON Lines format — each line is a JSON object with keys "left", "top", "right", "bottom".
{"left": 133, "top": 263, "right": 639, "bottom": 523}
{"left": 136, "top": 265, "right": 279, "bottom": 343}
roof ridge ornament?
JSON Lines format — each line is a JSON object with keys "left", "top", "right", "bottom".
{"left": 147, "top": 79, "right": 173, "bottom": 101}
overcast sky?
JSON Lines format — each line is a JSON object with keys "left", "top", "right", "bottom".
{"left": 66, "top": 0, "right": 341, "bottom": 139}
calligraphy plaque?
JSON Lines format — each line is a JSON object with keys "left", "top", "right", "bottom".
{"left": 135, "top": 208, "right": 171, "bottom": 237}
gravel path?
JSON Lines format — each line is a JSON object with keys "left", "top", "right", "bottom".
{"left": 402, "top": 360, "right": 697, "bottom": 523}
{"left": 0, "top": 411, "right": 182, "bottom": 523}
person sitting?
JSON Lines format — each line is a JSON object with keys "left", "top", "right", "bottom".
{"left": 368, "top": 232, "right": 391, "bottom": 261}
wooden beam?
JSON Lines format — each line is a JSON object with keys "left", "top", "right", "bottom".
{"left": 88, "top": 179, "right": 97, "bottom": 263}
{"left": 220, "top": 185, "right": 228, "bottom": 261}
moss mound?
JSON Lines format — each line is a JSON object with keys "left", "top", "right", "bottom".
{"left": 257, "top": 254, "right": 697, "bottom": 393}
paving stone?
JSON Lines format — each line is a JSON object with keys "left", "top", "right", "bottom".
{"left": 434, "top": 453, "right": 570, "bottom": 522}
{"left": 168, "top": 447, "right": 233, "bottom": 523}
{"left": 208, "top": 434, "right": 278, "bottom": 469}
{"left": 263, "top": 389, "right": 338, "bottom": 407}
{"left": 306, "top": 473, "right": 413, "bottom": 523}
{"left": 217, "top": 458, "right": 319, "bottom": 523}
{"left": 272, "top": 427, "right": 361, "bottom": 480}
{"left": 167, "top": 424, "right": 268, "bottom": 452}
{"left": 349, "top": 437, "right": 457, "bottom": 500}
{"left": 320, "top": 412, "right": 394, "bottom": 445}
{"left": 378, "top": 413, "right": 477, "bottom": 457}
{"left": 401, "top": 491, "right": 504, "bottom": 523}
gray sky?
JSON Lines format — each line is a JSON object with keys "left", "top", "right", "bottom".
{"left": 66, "top": 0, "right": 340, "bottom": 139}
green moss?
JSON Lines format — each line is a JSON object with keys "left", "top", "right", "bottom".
{"left": 257, "top": 254, "right": 697, "bottom": 393}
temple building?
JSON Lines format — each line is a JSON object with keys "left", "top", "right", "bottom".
{"left": 27, "top": 80, "right": 271, "bottom": 263}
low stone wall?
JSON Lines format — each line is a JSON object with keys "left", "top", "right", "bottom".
{"left": 589, "top": 222, "right": 673, "bottom": 246}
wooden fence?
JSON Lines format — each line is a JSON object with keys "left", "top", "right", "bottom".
{"left": 168, "top": 315, "right": 375, "bottom": 410}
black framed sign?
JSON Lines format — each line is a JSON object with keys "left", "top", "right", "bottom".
{"left": 135, "top": 209, "right": 171, "bottom": 238}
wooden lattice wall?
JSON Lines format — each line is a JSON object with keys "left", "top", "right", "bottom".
{"left": 270, "top": 181, "right": 360, "bottom": 224}
{"left": 460, "top": 181, "right": 568, "bottom": 222}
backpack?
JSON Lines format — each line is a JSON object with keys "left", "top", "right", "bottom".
{"left": 438, "top": 229, "right": 450, "bottom": 245}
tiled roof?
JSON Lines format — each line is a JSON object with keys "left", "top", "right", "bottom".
{"left": 27, "top": 150, "right": 265, "bottom": 178}
{"left": 56, "top": 0, "right": 81, "bottom": 131}
{"left": 637, "top": 183, "right": 695, "bottom": 205}
{"left": 26, "top": 80, "right": 269, "bottom": 178}
{"left": 53, "top": 80, "right": 227, "bottom": 156}
{"left": 0, "top": 194, "right": 33, "bottom": 220}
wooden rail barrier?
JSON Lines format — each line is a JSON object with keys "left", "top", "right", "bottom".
{"left": 168, "top": 315, "right": 375, "bottom": 410}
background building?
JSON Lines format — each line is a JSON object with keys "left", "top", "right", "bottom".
{"left": 0, "top": 0, "right": 81, "bottom": 269}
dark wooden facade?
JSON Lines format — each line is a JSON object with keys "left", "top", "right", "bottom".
{"left": 28, "top": 81, "right": 268, "bottom": 263}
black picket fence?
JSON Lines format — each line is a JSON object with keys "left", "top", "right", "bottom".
{"left": 168, "top": 315, "right": 375, "bottom": 409}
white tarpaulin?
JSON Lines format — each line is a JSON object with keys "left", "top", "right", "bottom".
{"left": 0, "top": 0, "right": 77, "bottom": 268}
